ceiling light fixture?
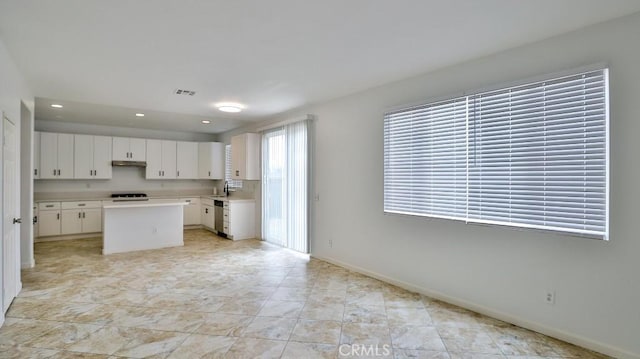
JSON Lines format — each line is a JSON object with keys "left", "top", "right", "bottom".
{"left": 201, "top": 120, "right": 211, "bottom": 124}
{"left": 135, "top": 113, "right": 145, "bottom": 117}
{"left": 51, "top": 104, "right": 63, "bottom": 108}
{"left": 216, "top": 102, "right": 244, "bottom": 113}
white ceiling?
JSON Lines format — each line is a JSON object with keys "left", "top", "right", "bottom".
{"left": 1, "top": 1, "right": 640, "bottom": 134}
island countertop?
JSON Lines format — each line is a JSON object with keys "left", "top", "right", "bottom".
{"left": 102, "top": 199, "right": 188, "bottom": 209}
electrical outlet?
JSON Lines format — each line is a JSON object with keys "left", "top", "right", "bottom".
{"left": 545, "top": 290, "right": 555, "bottom": 305}
{"left": 329, "top": 239, "right": 333, "bottom": 248}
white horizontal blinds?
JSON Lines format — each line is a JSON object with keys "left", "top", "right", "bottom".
{"left": 467, "top": 69, "right": 607, "bottom": 237}
{"left": 384, "top": 97, "right": 468, "bottom": 219}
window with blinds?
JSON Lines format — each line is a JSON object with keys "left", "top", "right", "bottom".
{"left": 383, "top": 68, "right": 609, "bottom": 239}
{"left": 225, "top": 145, "right": 243, "bottom": 189}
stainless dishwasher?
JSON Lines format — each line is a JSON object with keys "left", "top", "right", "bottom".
{"left": 214, "top": 200, "right": 226, "bottom": 237}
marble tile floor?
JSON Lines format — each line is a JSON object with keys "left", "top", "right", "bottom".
{"left": 0, "top": 229, "right": 610, "bottom": 359}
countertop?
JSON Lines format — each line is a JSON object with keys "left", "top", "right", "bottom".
{"left": 103, "top": 199, "right": 189, "bottom": 209}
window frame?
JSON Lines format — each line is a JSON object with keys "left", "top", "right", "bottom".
{"left": 383, "top": 64, "right": 610, "bottom": 240}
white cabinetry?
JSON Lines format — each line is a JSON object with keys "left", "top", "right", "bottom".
{"left": 181, "top": 197, "right": 201, "bottom": 225}
{"left": 38, "top": 202, "right": 61, "bottom": 237}
{"left": 146, "top": 140, "right": 177, "bottom": 179}
{"left": 176, "top": 141, "right": 198, "bottom": 179}
{"left": 60, "top": 201, "right": 102, "bottom": 235}
{"left": 39, "top": 132, "right": 74, "bottom": 179}
{"left": 201, "top": 198, "right": 215, "bottom": 229}
{"left": 113, "top": 137, "right": 146, "bottom": 161}
{"left": 230, "top": 133, "right": 260, "bottom": 180}
{"left": 74, "top": 135, "right": 112, "bottom": 179}
{"left": 198, "top": 142, "right": 225, "bottom": 179}
{"left": 34, "top": 131, "right": 40, "bottom": 179}
{"left": 224, "top": 200, "right": 255, "bottom": 240}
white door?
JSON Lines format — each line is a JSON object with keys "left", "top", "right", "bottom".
{"left": 129, "top": 138, "right": 146, "bottom": 161}
{"left": 82, "top": 208, "right": 102, "bottom": 233}
{"left": 162, "top": 140, "right": 177, "bottom": 179}
{"left": 198, "top": 143, "right": 212, "bottom": 179}
{"left": 176, "top": 141, "right": 198, "bottom": 179}
{"left": 60, "top": 209, "right": 82, "bottom": 235}
{"left": 210, "top": 142, "right": 225, "bottom": 179}
{"left": 231, "top": 134, "right": 246, "bottom": 179}
{"left": 33, "top": 131, "right": 40, "bottom": 179}
{"left": 74, "top": 134, "right": 94, "bottom": 179}
{"left": 145, "top": 139, "right": 162, "bottom": 179}
{"left": 57, "top": 133, "right": 74, "bottom": 179}
{"left": 93, "top": 136, "right": 112, "bottom": 179}
{"left": 38, "top": 211, "right": 60, "bottom": 237}
{"left": 39, "top": 132, "right": 57, "bottom": 179}
{"left": 3, "top": 115, "right": 20, "bottom": 312}
{"left": 112, "top": 137, "right": 130, "bottom": 161}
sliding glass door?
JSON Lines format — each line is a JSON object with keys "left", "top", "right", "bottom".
{"left": 262, "top": 120, "right": 308, "bottom": 253}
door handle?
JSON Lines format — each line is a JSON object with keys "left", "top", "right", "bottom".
{"left": 12, "top": 218, "right": 21, "bottom": 224}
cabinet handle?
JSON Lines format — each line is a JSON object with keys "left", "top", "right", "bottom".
{"left": 83, "top": 212, "right": 86, "bottom": 218}
{"left": 58, "top": 169, "right": 61, "bottom": 176}
{"left": 78, "top": 212, "right": 81, "bottom": 218}
{"left": 53, "top": 169, "right": 56, "bottom": 176}
{"left": 162, "top": 170, "right": 165, "bottom": 176}
{"left": 159, "top": 170, "right": 161, "bottom": 176}
{"left": 94, "top": 170, "right": 97, "bottom": 176}
{"left": 235, "top": 170, "right": 239, "bottom": 176}
{"left": 208, "top": 171, "right": 210, "bottom": 177}
{"left": 45, "top": 204, "right": 54, "bottom": 208}
{"left": 57, "top": 213, "right": 60, "bottom": 220}
{"left": 177, "top": 171, "right": 179, "bottom": 177}
{"left": 205, "top": 208, "right": 208, "bottom": 214}
{"left": 35, "top": 169, "right": 38, "bottom": 176}
{"left": 78, "top": 204, "right": 85, "bottom": 207}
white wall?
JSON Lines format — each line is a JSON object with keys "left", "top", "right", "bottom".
{"left": 236, "top": 13, "right": 640, "bottom": 358}
{"left": 0, "top": 38, "right": 33, "bottom": 323}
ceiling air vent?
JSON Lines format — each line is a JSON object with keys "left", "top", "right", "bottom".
{"left": 174, "top": 89, "right": 196, "bottom": 96}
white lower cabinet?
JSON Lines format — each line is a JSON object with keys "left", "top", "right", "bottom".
{"left": 224, "top": 201, "right": 255, "bottom": 240}
{"left": 182, "top": 198, "right": 201, "bottom": 225}
{"left": 201, "top": 199, "right": 215, "bottom": 229}
{"left": 38, "top": 202, "right": 61, "bottom": 237}
{"left": 60, "top": 201, "right": 102, "bottom": 235}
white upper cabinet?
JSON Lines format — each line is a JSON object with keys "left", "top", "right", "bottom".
{"left": 231, "top": 133, "right": 260, "bottom": 180}
{"left": 146, "top": 139, "right": 177, "bottom": 179}
{"left": 176, "top": 141, "right": 198, "bottom": 179}
{"left": 198, "top": 142, "right": 224, "bottom": 179}
{"left": 34, "top": 131, "right": 40, "bottom": 179}
{"left": 74, "top": 135, "right": 112, "bottom": 179}
{"left": 112, "top": 137, "right": 146, "bottom": 161}
{"left": 39, "top": 132, "right": 74, "bottom": 179}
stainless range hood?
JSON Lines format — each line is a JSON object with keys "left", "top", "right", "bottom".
{"left": 111, "top": 160, "right": 147, "bottom": 167}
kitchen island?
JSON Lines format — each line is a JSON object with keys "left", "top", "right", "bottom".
{"left": 102, "top": 199, "right": 188, "bottom": 254}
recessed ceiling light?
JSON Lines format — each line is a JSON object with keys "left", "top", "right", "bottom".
{"left": 216, "top": 102, "right": 244, "bottom": 113}
{"left": 51, "top": 104, "right": 63, "bottom": 108}
{"left": 201, "top": 120, "right": 211, "bottom": 124}
{"left": 135, "top": 113, "right": 145, "bottom": 117}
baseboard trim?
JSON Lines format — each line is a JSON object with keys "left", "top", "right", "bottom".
{"left": 20, "top": 258, "right": 34, "bottom": 269}
{"left": 311, "top": 254, "right": 638, "bottom": 359}
{"left": 35, "top": 232, "right": 101, "bottom": 242}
